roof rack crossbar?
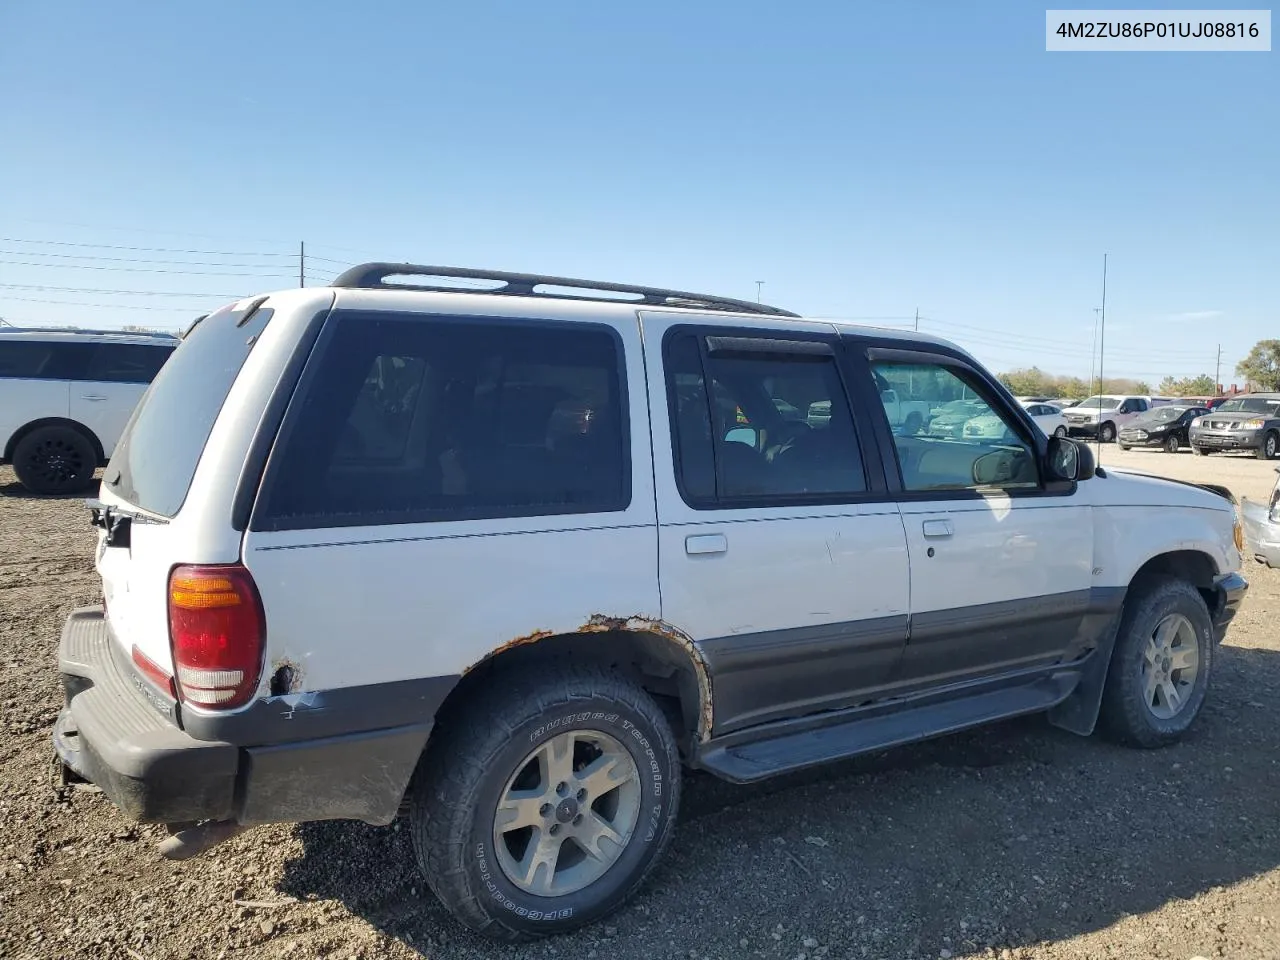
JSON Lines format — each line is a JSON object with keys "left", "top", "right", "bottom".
{"left": 329, "top": 263, "right": 800, "bottom": 318}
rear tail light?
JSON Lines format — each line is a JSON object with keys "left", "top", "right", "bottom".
{"left": 132, "top": 644, "right": 177, "bottom": 699}
{"left": 167, "top": 564, "right": 265, "bottom": 709}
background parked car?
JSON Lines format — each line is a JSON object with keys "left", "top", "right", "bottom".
{"left": 1189, "top": 393, "right": 1280, "bottom": 459}
{"left": 1176, "top": 395, "right": 1228, "bottom": 411}
{"left": 1117, "top": 404, "right": 1210, "bottom": 454}
{"left": 1240, "top": 466, "right": 1280, "bottom": 568}
{"left": 925, "top": 398, "right": 988, "bottom": 437}
{"left": 1061, "top": 395, "right": 1154, "bottom": 442}
{"left": 0, "top": 327, "right": 177, "bottom": 493}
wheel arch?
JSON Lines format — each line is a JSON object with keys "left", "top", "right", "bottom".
{"left": 436, "top": 618, "right": 712, "bottom": 757}
{"left": 1129, "top": 548, "right": 1219, "bottom": 612}
{"left": 4, "top": 417, "right": 106, "bottom": 465}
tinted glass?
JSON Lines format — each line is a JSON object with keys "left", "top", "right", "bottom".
{"left": 106, "top": 303, "right": 274, "bottom": 517}
{"left": 84, "top": 343, "right": 173, "bottom": 383}
{"left": 871, "top": 361, "right": 1038, "bottom": 492}
{"left": 0, "top": 340, "right": 90, "bottom": 380}
{"left": 665, "top": 332, "right": 866, "bottom": 505}
{"left": 255, "top": 312, "right": 629, "bottom": 529}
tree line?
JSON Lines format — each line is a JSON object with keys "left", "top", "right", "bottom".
{"left": 994, "top": 340, "right": 1280, "bottom": 399}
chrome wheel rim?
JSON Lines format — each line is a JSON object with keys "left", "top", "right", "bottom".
{"left": 493, "top": 729, "right": 641, "bottom": 897}
{"left": 1267, "top": 435, "right": 1277, "bottom": 458}
{"left": 1141, "top": 613, "right": 1200, "bottom": 720}
{"left": 1054, "top": 426, "right": 1067, "bottom": 437}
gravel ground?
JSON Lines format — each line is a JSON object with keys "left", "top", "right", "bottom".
{"left": 2, "top": 449, "right": 1279, "bottom": 960}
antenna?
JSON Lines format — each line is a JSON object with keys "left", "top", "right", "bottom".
{"left": 1096, "top": 254, "right": 1108, "bottom": 464}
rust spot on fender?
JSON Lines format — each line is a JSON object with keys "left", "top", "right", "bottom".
{"left": 464, "top": 616, "right": 714, "bottom": 741}
{"left": 582, "top": 614, "right": 713, "bottom": 742}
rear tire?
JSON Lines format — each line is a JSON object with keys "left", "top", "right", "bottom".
{"left": 903, "top": 412, "right": 922, "bottom": 436}
{"left": 409, "top": 664, "right": 681, "bottom": 942}
{"left": 1099, "top": 421, "right": 1116, "bottom": 443}
{"left": 1099, "top": 577, "right": 1213, "bottom": 749}
{"left": 1164, "top": 435, "right": 1180, "bottom": 454}
{"left": 1053, "top": 426, "right": 1067, "bottom": 438}
{"left": 1118, "top": 444, "right": 1131, "bottom": 451}
{"left": 1256, "top": 431, "right": 1278, "bottom": 460}
{"left": 11, "top": 425, "right": 98, "bottom": 495}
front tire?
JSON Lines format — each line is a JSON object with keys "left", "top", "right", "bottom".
{"left": 1053, "top": 425, "right": 1067, "bottom": 438}
{"left": 1099, "top": 421, "right": 1116, "bottom": 443}
{"left": 1193, "top": 445, "right": 1210, "bottom": 456}
{"left": 1118, "top": 444, "right": 1131, "bottom": 451}
{"left": 1164, "top": 435, "right": 1180, "bottom": 454}
{"left": 1099, "top": 577, "right": 1213, "bottom": 748}
{"left": 11, "top": 425, "right": 98, "bottom": 495}
{"left": 410, "top": 665, "right": 681, "bottom": 942}
{"left": 1256, "top": 431, "right": 1278, "bottom": 460}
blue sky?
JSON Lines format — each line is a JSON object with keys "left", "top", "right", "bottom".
{"left": 1, "top": 1, "right": 1275, "bottom": 385}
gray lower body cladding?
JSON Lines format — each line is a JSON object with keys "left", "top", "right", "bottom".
{"left": 52, "top": 607, "right": 455, "bottom": 826}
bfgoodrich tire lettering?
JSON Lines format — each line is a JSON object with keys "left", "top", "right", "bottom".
{"left": 409, "top": 665, "right": 680, "bottom": 941}
{"left": 1099, "top": 576, "right": 1213, "bottom": 748}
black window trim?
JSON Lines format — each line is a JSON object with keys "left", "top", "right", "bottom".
{"left": 858, "top": 342, "right": 1076, "bottom": 502}
{"left": 249, "top": 308, "right": 634, "bottom": 533}
{"left": 661, "top": 323, "right": 889, "bottom": 512}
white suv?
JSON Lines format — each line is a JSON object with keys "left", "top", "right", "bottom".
{"left": 1062, "top": 395, "right": 1169, "bottom": 443}
{"left": 1, "top": 328, "right": 177, "bottom": 494}
{"left": 52, "top": 265, "right": 1248, "bottom": 941}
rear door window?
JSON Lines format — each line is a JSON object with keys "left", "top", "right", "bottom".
{"left": 83, "top": 343, "right": 174, "bottom": 383}
{"left": 253, "top": 311, "right": 630, "bottom": 530}
{"left": 105, "top": 301, "right": 274, "bottom": 517}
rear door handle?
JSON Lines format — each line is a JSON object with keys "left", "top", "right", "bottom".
{"left": 81, "top": 395, "right": 107, "bottom": 401}
{"left": 685, "top": 533, "right": 727, "bottom": 556}
{"left": 922, "top": 519, "right": 954, "bottom": 539}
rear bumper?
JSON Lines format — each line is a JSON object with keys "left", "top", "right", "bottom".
{"left": 1241, "top": 498, "right": 1280, "bottom": 568}
{"left": 53, "top": 607, "right": 437, "bottom": 827}
{"left": 1066, "top": 422, "right": 1100, "bottom": 437}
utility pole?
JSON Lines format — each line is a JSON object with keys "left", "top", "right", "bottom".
{"left": 914, "top": 308, "right": 919, "bottom": 332}
{"left": 1215, "top": 344, "right": 1222, "bottom": 396}
{"left": 1090, "top": 307, "right": 1102, "bottom": 397}
{"left": 1096, "top": 255, "right": 1108, "bottom": 463}
{"left": 755, "top": 281, "right": 763, "bottom": 303}
{"left": 299, "top": 241, "right": 306, "bottom": 288}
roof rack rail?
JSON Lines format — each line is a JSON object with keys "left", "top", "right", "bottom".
{"left": 329, "top": 263, "right": 800, "bottom": 318}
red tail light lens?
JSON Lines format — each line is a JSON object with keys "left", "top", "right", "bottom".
{"left": 168, "top": 564, "right": 265, "bottom": 709}
{"left": 132, "top": 644, "right": 177, "bottom": 699}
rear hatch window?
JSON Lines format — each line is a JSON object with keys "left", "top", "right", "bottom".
{"left": 104, "top": 300, "right": 274, "bottom": 516}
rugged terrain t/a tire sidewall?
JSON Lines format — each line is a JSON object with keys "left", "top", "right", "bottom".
{"left": 1101, "top": 578, "right": 1214, "bottom": 748}
{"left": 413, "top": 670, "right": 681, "bottom": 941}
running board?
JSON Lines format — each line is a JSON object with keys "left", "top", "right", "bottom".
{"left": 696, "top": 673, "right": 1078, "bottom": 784}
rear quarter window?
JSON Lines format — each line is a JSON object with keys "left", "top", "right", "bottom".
{"left": 105, "top": 302, "right": 274, "bottom": 517}
{"left": 252, "top": 310, "right": 630, "bottom": 531}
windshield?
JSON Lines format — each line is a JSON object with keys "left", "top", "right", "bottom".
{"left": 1218, "top": 397, "right": 1280, "bottom": 414}
{"left": 1136, "top": 406, "right": 1190, "bottom": 424}
{"left": 106, "top": 300, "right": 273, "bottom": 517}
{"left": 1078, "top": 395, "right": 1122, "bottom": 410}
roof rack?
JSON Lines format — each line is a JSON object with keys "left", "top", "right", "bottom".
{"left": 0, "top": 325, "right": 178, "bottom": 339}
{"left": 329, "top": 263, "right": 801, "bottom": 318}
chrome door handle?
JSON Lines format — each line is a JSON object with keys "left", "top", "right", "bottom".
{"left": 685, "top": 533, "right": 727, "bottom": 556}
{"left": 922, "top": 519, "right": 954, "bottom": 539}
{"left": 81, "top": 395, "right": 107, "bottom": 401}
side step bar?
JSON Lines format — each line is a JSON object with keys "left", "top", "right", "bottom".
{"left": 696, "top": 672, "right": 1078, "bottom": 784}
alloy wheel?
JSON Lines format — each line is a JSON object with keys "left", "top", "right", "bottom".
{"left": 493, "top": 729, "right": 642, "bottom": 897}
{"left": 1140, "top": 613, "right": 1200, "bottom": 720}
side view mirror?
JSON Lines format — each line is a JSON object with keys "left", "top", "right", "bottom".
{"left": 1047, "top": 436, "right": 1095, "bottom": 482}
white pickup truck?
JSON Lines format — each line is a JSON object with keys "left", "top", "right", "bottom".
{"left": 874, "top": 371, "right": 934, "bottom": 434}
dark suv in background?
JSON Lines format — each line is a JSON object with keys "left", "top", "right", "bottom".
{"left": 1189, "top": 394, "right": 1280, "bottom": 459}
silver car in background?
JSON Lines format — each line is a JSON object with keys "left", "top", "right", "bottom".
{"left": 1241, "top": 467, "right": 1280, "bottom": 568}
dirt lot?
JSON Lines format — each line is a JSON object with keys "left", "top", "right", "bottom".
{"left": 2, "top": 448, "right": 1278, "bottom": 960}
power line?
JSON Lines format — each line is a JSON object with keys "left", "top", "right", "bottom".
{"left": 0, "top": 248, "right": 299, "bottom": 268}
{"left": 0, "top": 282, "right": 244, "bottom": 298}
{"left": 0, "top": 236, "right": 296, "bottom": 257}
{"left": 0, "top": 295, "right": 213, "bottom": 312}
{"left": 0, "top": 259, "right": 298, "bottom": 278}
